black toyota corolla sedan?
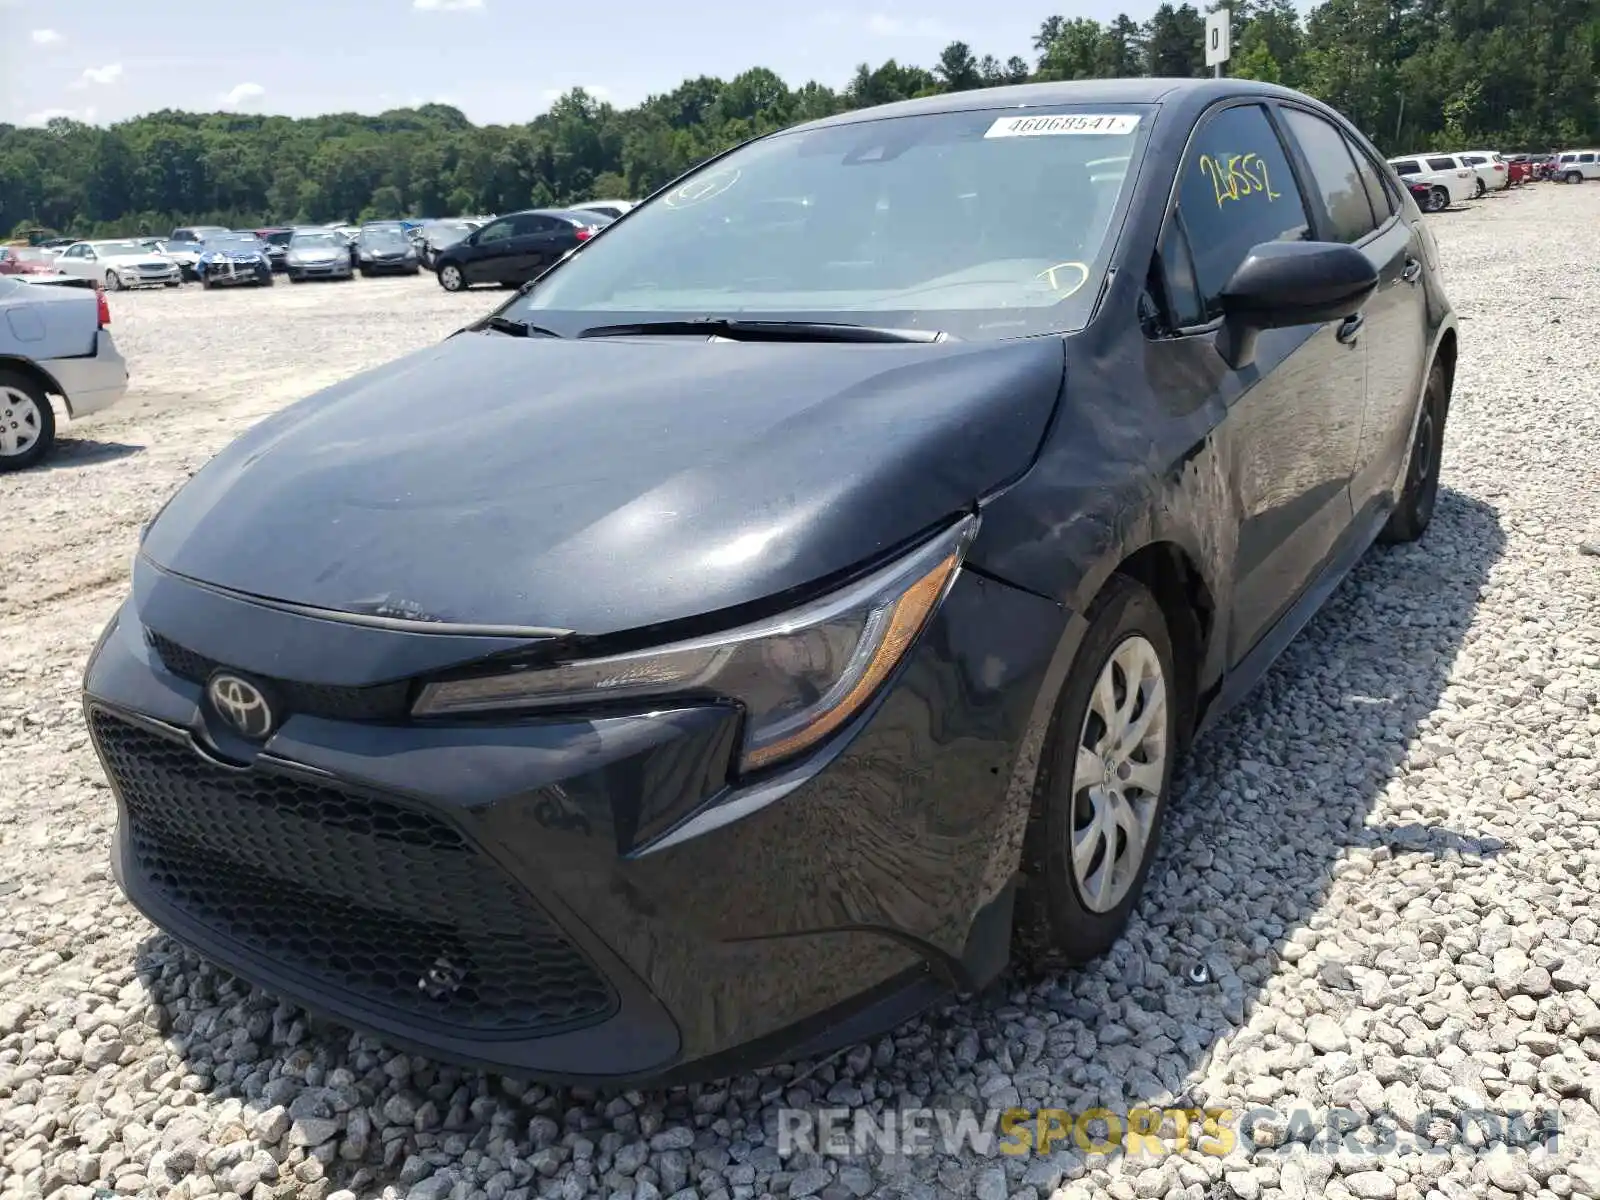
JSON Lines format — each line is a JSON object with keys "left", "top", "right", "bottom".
{"left": 85, "top": 78, "right": 1457, "bottom": 1086}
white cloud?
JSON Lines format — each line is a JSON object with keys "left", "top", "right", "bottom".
{"left": 21, "top": 105, "right": 97, "bottom": 125}
{"left": 220, "top": 82, "right": 266, "bottom": 108}
{"left": 540, "top": 84, "right": 611, "bottom": 103}
{"left": 71, "top": 62, "right": 123, "bottom": 88}
{"left": 413, "top": 0, "right": 484, "bottom": 10}
{"left": 864, "top": 12, "right": 951, "bottom": 38}
{"left": 30, "top": 29, "right": 63, "bottom": 45}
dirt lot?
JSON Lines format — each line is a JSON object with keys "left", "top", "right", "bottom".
{"left": 2, "top": 191, "right": 1599, "bottom": 1200}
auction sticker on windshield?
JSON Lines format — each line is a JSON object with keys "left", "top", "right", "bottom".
{"left": 985, "top": 114, "right": 1141, "bottom": 138}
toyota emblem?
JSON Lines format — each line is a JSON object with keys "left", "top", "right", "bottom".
{"left": 207, "top": 673, "right": 275, "bottom": 739}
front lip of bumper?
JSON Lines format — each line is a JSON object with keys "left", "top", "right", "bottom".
{"left": 85, "top": 555, "right": 1069, "bottom": 1083}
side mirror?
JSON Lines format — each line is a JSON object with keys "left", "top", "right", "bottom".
{"left": 1215, "top": 240, "right": 1379, "bottom": 370}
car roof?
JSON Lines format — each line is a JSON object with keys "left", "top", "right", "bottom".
{"left": 789, "top": 76, "right": 1303, "bottom": 132}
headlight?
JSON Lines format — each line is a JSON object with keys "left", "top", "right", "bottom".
{"left": 412, "top": 514, "right": 977, "bottom": 772}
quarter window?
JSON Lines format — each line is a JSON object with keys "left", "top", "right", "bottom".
{"left": 1426, "top": 156, "right": 1457, "bottom": 172}
{"left": 1347, "top": 138, "right": 1396, "bottom": 221}
{"left": 1173, "top": 103, "right": 1310, "bottom": 322}
{"left": 1279, "top": 107, "right": 1376, "bottom": 243}
{"left": 1390, "top": 159, "right": 1420, "bottom": 176}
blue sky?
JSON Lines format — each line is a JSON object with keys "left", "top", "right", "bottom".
{"left": 3, "top": 0, "right": 1186, "bottom": 128}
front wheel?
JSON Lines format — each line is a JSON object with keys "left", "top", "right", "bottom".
{"left": 1473, "top": 178, "right": 1486, "bottom": 198}
{"left": 1566, "top": 171, "right": 1583, "bottom": 184}
{"left": 0, "top": 369, "right": 56, "bottom": 472}
{"left": 437, "top": 263, "right": 465, "bottom": 292}
{"left": 1379, "top": 360, "right": 1449, "bottom": 545}
{"left": 1013, "top": 576, "right": 1179, "bottom": 971}
{"left": 104, "top": 270, "right": 124, "bottom": 292}
{"left": 164, "top": 280, "right": 182, "bottom": 288}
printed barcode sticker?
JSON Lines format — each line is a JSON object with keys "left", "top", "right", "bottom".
{"left": 984, "top": 113, "right": 1142, "bottom": 138}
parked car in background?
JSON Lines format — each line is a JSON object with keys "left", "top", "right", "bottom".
{"left": 0, "top": 246, "right": 66, "bottom": 277}
{"left": 54, "top": 239, "right": 182, "bottom": 290}
{"left": 1455, "top": 151, "right": 1509, "bottom": 195}
{"left": 195, "top": 233, "right": 274, "bottom": 288}
{"left": 157, "top": 240, "right": 205, "bottom": 280}
{"left": 1388, "top": 154, "right": 1477, "bottom": 209}
{"left": 353, "top": 227, "right": 420, "bottom": 276}
{"left": 1503, "top": 155, "right": 1533, "bottom": 185}
{"left": 433, "top": 208, "right": 610, "bottom": 291}
{"left": 0, "top": 275, "right": 126, "bottom": 471}
{"left": 1404, "top": 180, "right": 1442, "bottom": 212}
{"left": 416, "top": 219, "right": 480, "bottom": 270}
{"left": 255, "top": 228, "right": 295, "bottom": 273}
{"left": 169, "top": 225, "right": 230, "bottom": 245}
{"left": 1554, "top": 150, "right": 1600, "bottom": 182}
{"left": 285, "top": 229, "right": 354, "bottom": 282}
{"left": 570, "top": 198, "right": 636, "bottom": 221}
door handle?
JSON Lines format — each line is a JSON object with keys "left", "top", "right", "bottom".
{"left": 1401, "top": 258, "right": 1422, "bottom": 284}
{"left": 1336, "top": 313, "right": 1364, "bottom": 345}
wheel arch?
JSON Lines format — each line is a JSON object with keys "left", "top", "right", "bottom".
{"left": 0, "top": 355, "right": 65, "bottom": 401}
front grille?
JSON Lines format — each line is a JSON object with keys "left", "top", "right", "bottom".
{"left": 146, "top": 630, "right": 411, "bottom": 722}
{"left": 92, "top": 709, "right": 616, "bottom": 1033}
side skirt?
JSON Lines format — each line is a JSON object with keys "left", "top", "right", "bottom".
{"left": 1197, "top": 496, "right": 1392, "bottom": 738}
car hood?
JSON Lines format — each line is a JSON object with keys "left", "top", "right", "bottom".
{"left": 103, "top": 252, "right": 172, "bottom": 267}
{"left": 141, "top": 330, "right": 1065, "bottom": 635}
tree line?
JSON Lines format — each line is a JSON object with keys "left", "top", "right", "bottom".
{"left": 4, "top": 0, "right": 1598, "bottom": 239}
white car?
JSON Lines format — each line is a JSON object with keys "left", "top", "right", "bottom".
{"left": 54, "top": 239, "right": 183, "bottom": 291}
{"left": 1456, "top": 150, "right": 1510, "bottom": 194}
{"left": 0, "top": 275, "right": 128, "bottom": 471}
{"left": 1553, "top": 150, "right": 1600, "bottom": 183}
{"left": 1387, "top": 154, "right": 1478, "bottom": 210}
{"left": 570, "top": 198, "right": 636, "bottom": 221}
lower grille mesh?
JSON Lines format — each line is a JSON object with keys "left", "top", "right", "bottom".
{"left": 91, "top": 709, "right": 615, "bottom": 1034}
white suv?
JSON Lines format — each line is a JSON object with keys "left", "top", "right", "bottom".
{"left": 1554, "top": 151, "right": 1600, "bottom": 183}
{"left": 1388, "top": 154, "right": 1478, "bottom": 210}
{"left": 1456, "top": 150, "right": 1510, "bottom": 194}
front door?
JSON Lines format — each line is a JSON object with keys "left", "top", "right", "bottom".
{"left": 1274, "top": 105, "right": 1430, "bottom": 521}
{"left": 1165, "top": 101, "right": 1367, "bottom": 664}
{"left": 461, "top": 217, "right": 517, "bottom": 285}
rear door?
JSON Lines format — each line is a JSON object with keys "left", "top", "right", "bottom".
{"left": 1277, "top": 105, "right": 1429, "bottom": 523}
{"left": 519, "top": 215, "right": 570, "bottom": 278}
{"left": 1156, "top": 101, "right": 1368, "bottom": 662}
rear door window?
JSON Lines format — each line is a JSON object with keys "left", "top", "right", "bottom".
{"left": 1390, "top": 159, "right": 1420, "bottom": 176}
{"left": 1172, "top": 102, "right": 1311, "bottom": 322}
{"left": 1278, "top": 107, "right": 1376, "bottom": 243}
{"left": 1582, "top": 153, "right": 1597, "bottom": 164}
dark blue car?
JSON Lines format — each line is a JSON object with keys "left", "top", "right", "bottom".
{"left": 195, "top": 233, "right": 273, "bottom": 289}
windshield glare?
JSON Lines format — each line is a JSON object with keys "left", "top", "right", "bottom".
{"left": 506, "top": 105, "right": 1149, "bottom": 339}
{"left": 95, "top": 242, "right": 144, "bottom": 255}
{"left": 207, "top": 236, "right": 261, "bottom": 249}
{"left": 292, "top": 233, "right": 341, "bottom": 250}
{"left": 361, "top": 229, "right": 406, "bottom": 246}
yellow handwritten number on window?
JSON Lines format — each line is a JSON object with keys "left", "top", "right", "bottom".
{"left": 1198, "top": 153, "right": 1282, "bottom": 208}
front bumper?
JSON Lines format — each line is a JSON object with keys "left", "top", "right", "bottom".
{"left": 121, "top": 265, "right": 183, "bottom": 287}
{"left": 42, "top": 328, "right": 129, "bottom": 418}
{"left": 84, "top": 554, "right": 1067, "bottom": 1084}
{"left": 359, "top": 257, "right": 419, "bottom": 274}
{"left": 287, "top": 261, "right": 353, "bottom": 279}
{"left": 202, "top": 260, "right": 270, "bottom": 285}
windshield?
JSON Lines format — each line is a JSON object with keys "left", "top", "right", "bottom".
{"left": 291, "top": 233, "right": 341, "bottom": 250}
{"left": 265, "top": 231, "right": 294, "bottom": 246}
{"left": 360, "top": 229, "right": 407, "bottom": 247}
{"left": 503, "top": 104, "right": 1151, "bottom": 340}
{"left": 94, "top": 241, "right": 145, "bottom": 256}
{"left": 205, "top": 235, "right": 262, "bottom": 250}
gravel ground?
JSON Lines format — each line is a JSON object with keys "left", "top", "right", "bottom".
{"left": 2, "top": 187, "right": 1599, "bottom": 1200}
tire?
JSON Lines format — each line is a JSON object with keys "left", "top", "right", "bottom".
{"left": 1473, "top": 178, "right": 1486, "bottom": 198}
{"left": 1428, "top": 186, "right": 1449, "bottom": 213}
{"left": 105, "top": 270, "right": 123, "bottom": 292}
{"left": 258, "top": 273, "right": 273, "bottom": 287}
{"left": 409, "top": 266, "right": 421, "bottom": 276}
{"left": 437, "top": 263, "right": 465, "bottom": 292}
{"left": 359, "top": 267, "right": 372, "bottom": 278}
{"left": 1012, "top": 575, "right": 1180, "bottom": 971}
{"left": 201, "top": 274, "right": 216, "bottom": 290}
{"left": 1378, "top": 360, "right": 1449, "bottom": 545}
{"left": 164, "top": 280, "right": 181, "bottom": 288}
{"left": 0, "top": 369, "right": 57, "bottom": 472}
{"left": 1566, "top": 171, "right": 1583, "bottom": 184}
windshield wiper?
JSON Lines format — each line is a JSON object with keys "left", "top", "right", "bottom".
{"left": 476, "top": 315, "right": 562, "bottom": 338}
{"left": 575, "top": 318, "right": 946, "bottom": 343}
